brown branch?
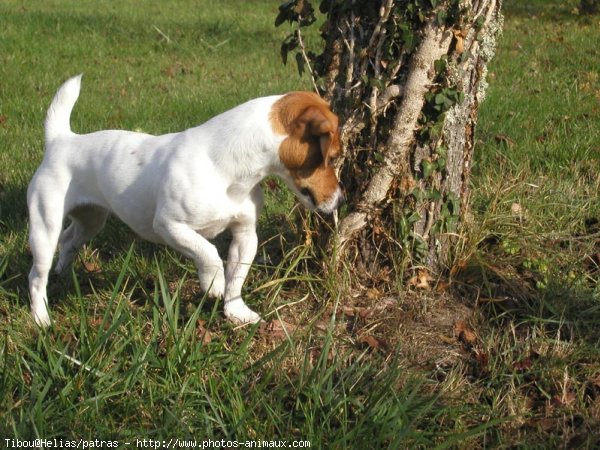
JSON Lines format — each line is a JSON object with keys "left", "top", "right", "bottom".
{"left": 295, "top": 27, "right": 320, "bottom": 94}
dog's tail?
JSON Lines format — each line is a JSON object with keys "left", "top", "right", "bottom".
{"left": 45, "top": 74, "right": 83, "bottom": 141}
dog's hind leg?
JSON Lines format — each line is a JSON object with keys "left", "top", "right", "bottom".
{"left": 55, "top": 205, "right": 109, "bottom": 274}
{"left": 27, "top": 180, "right": 66, "bottom": 327}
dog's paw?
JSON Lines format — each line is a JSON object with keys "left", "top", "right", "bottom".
{"left": 32, "top": 308, "right": 51, "bottom": 328}
{"left": 224, "top": 298, "right": 262, "bottom": 325}
{"left": 199, "top": 269, "right": 225, "bottom": 298}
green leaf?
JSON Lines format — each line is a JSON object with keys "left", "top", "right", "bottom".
{"left": 434, "top": 58, "right": 447, "bottom": 75}
{"left": 422, "top": 160, "right": 436, "bottom": 178}
{"left": 428, "top": 189, "right": 442, "bottom": 201}
{"left": 295, "top": 52, "right": 305, "bottom": 76}
{"left": 369, "top": 78, "right": 385, "bottom": 90}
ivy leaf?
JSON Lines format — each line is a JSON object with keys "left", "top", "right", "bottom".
{"left": 295, "top": 52, "right": 305, "bottom": 76}
{"left": 434, "top": 58, "right": 447, "bottom": 75}
{"left": 428, "top": 190, "right": 442, "bottom": 201}
{"left": 369, "top": 77, "right": 385, "bottom": 90}
{"left": 437, "top": 156, "right": 446, "bottom": 170}
{"left": 275, "top": 1, "right": 297, "bottom": 27}
{"left": 435, "top": 93, "right": 447, "bottom": 105}
{"left": 280, "top": 34, "right": 298, "bottom": 65}
{"left": 422, "top": 160, "right": 436, "bottom": 178}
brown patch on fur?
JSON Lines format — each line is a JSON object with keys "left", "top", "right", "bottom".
{"left": 270, "top": 92, "right": 342, "bottom": 205}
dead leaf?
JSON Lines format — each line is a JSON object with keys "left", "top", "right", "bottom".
{"left": 83, "top": 259, "right": 101, "bottom": 273}
{"left": 449, "top": 259, "right": 468, "bottom": 278}
{"left": 551, "top": 391, "right": 576, "bottom": 408}
{"left": 510, "top": 202, "right": 522, "bottom": 215}
{"left": 0, "top": 115, "right": 7, "bottom": 127}
{"left": 512, "top": 357, "right": 533, "bottom": 373}
{"left": 408, "top": 269, "right": 433, "bottom": 290}
{"left": 475, "top": 349, "right": 489, "bottom": 369}
{"left": 454, "top": 320, "right": 477, "bottom": 345}
{"left": 453, "top": 33, "right": 464, "bottom": 54}
{"left": 495, "top": 133, "right": 515, "bottom": 147}
{"left": 196, "top": 320, "right": 212, "bottom": 344}
{"left": 399, "top": 175, "right": 416, "bottom": 194}
{"left": 366, "top": 287, "right": 380, "bottom": 300}
{"left": 439, "top": 334, "right": 455, "bottom": 345}
{"left": 341, "top": 306, "right": 362, "bottom": 317}
{"left": 259, "top": 319, "right": 297, "bottom": 341}
{"left": 358, "top": 334, "right": 387, "bottom": 352}
{"left": 436, "top": 280, "right": 450, "bottom": 293}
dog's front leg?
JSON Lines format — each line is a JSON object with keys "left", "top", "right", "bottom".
{"left": 153, "top": 219, "right": 225, "bottom": 298}
{"left": 223, "top": 223, "right": 261, "bottom": 324}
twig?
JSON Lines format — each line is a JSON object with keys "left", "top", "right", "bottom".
{"left": 152, "top": 24, "right": 172, "bottom": 43}
{"left": 295, "top": 26, "right": 320, "bottom": 94}
{"left": 54, "top": 349, "right": 105, "bottom": 377}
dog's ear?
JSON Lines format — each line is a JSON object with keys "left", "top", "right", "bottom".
{"left": 298, "top": 106, "right": 338, "bottom": 167}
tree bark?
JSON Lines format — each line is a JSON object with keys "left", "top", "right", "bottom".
{"left": 581, "top": 0, "right": 599, "bottom": 14}
{"left": 278, "top": 0, "right": 503, "bottom": 281}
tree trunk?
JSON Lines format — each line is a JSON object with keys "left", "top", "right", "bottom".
{"left": 278, "top": 0, "right": 503, "bottom": 281}
{"left": 581, "top": 0, "right": 599, "bottom": 14}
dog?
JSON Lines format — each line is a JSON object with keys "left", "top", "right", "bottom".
{"left": 27, "top": 75, "right": 344, "bottom": 327}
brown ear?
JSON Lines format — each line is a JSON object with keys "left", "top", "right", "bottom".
{"left": 297, "top": 106, "right": 335, "bottom": 164}
{"left": 295, "top": 106, "right": 332, "bottom": 135}
{"left": 319, "top": 132, "right": 334, "bottom": 167}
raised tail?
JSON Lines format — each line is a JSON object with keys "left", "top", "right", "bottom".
{"left": 44, "top": 74, "right": 83, "bottom": 141}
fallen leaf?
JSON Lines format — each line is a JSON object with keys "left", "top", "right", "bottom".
{"left": 341, "top": 306, "right": 365, "bottom": 317}
{"left": 196, "top": 320, "right": 212, "bottom": 344}
{"left": 440, "top": 334, "right": 455, "bottom": 345}
{"left": 83, "top": 259, "right": 101, "bottom": 273}
{"left": 551, "top": 391, "right": 576, "bottom": 408}
{"left": 495, "top": 133, "right": 515, "bottom": 147}
{"left": 407, "top": 269, "right": 433, "bottom": 290}
{"left": 358, "top": 334, "right": 387, "bottom": 352}
{"left": 475, "top": 349, "right": 489, "bottom": 369}
{"left": 452, "top": 29, "right": 465, "bottom": 54}
{"left": 399, "top": 175, "right": 417, "bottom": 194}
{"left": 0, "top": 115, "right": 7, "bottom": 127}
{"left": 436, "top": 280, "right": 450, "bottom": 293}
{"left": 512, "top": 357, "right": 533, "bottom": 373}
{"left": 510, "top": 202, "right": 522, "bottom": 215}
{"left": 454, "top": 320, "right": 477, "bottom": 345}
{"left": 449, "top": 259, "right": 468, "bottom": 277}
{"left": 259, "top": 319, "right": 297, "bottom": 340}
{"left": 366, "top": 287, "right": 380, "bottom": 300}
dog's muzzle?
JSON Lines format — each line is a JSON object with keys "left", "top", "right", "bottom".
{"left": 315, "top": 186, "right": 345, "bottom": 214}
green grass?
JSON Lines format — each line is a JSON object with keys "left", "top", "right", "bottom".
{"left": 1, "top": 0, "right": 599, "bottom": 447}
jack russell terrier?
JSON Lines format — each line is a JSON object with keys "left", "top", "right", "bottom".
{"left": 27, "top": 75, "right": 344, "bottom": 327}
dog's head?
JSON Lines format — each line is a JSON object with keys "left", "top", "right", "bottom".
{"left": 270, "top": 92, "right": 344, "bottom": 214}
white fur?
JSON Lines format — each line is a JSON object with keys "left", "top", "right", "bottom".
{"left": 27, "top": 75, "right": 342, "bottom": 327}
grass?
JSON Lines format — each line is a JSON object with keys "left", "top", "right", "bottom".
{"left": 1, "top": 0, "right": 599, "bottom": 447}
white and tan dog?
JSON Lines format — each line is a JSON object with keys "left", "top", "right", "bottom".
{"left": 27, "top": 75, "right": 344, "bottom": 327}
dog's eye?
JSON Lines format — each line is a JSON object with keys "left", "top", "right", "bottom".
{"left": 300, "top": 187, "right": 316, "bottom": 205}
